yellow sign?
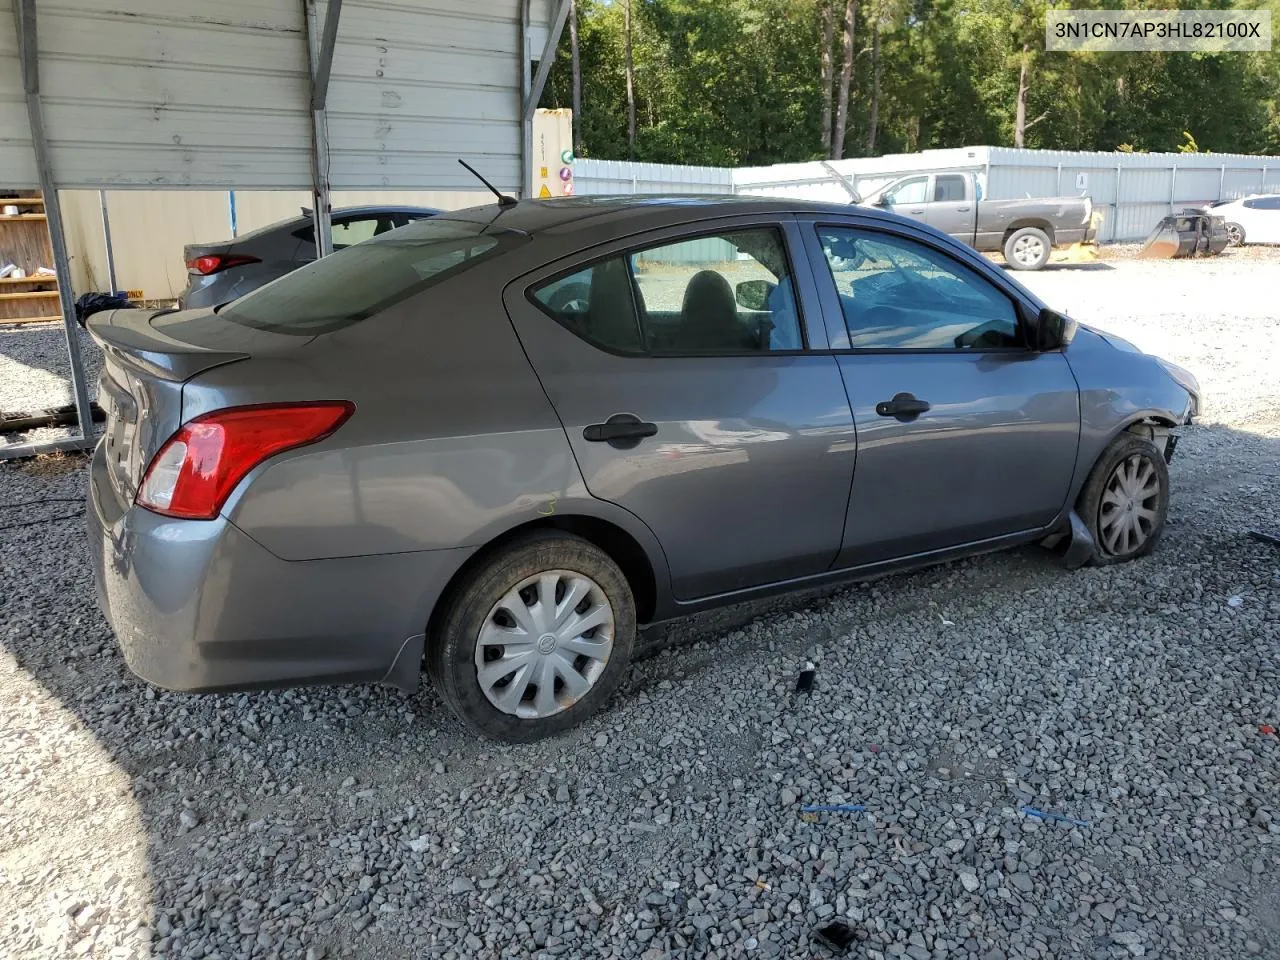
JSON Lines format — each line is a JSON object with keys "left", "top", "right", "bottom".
{"left": 539, "top": 166, "right": 548, "bottom": 179}
{"left": 538, "top": 184, "right": 552, "bottom": 199}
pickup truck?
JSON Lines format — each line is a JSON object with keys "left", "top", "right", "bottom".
{"left": 859, "top": 171, "right": 1095, "bottom": 270}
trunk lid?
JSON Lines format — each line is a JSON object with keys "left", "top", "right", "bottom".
{"left": 87, "top": 308, "right": 252, "bottom": 500}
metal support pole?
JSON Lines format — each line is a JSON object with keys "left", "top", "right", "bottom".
{"left": 521, "top": 0, "right": 572, "bottom": 199}
{"left": 310, "top": 0, "right": 342, "bottom": 110}
{"left": 1055, "top": 162, "right": 1062, "bottom": 195}
{"left": 3, "top": 0, "right": 94, "bottom": 455}
{"left": 99, "top": 190, "right": 118, "bottom": 293}
{"left": 524, "top": 0, "right": 572, "bottom": 127}
{"left": 1219, "top": 164, "right": 1226, "bottom": 201}
{"left": 1169, "top": 164, "right": 1176, "bottom": 217}
{"left": 520, "top": 0, "right": 533, "bottom": 199}
{"left": 1113, "top": 163, "right": 1122, "bottom": 243}
{"left": 228, "top": 190, "right": 238, "bottom": 237}
{"left": 303, "top": 0, "right": 337, "bottom": 257}
{"left": 1262, "top": 166, "right": 1268, "bottom": 192}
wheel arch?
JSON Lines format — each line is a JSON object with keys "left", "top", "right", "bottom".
{"left": 1066, "top": 411, "right": 1177, "bottom": 514}
{"left": 425, "top": 513, "right": 664, "bottom": 658}
{"left": 1003, "top": 220, "right": 1055, "bottom": 244}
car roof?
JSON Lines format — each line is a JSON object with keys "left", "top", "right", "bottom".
{"left": 430, "top": 194, "right": 902, "bottom": 236}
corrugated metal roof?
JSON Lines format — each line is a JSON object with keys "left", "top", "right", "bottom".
{"left": 0, "top": 0, "right": 556, "bottom": 191}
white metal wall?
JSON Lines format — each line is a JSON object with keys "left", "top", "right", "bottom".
{"left": 593, "top": 147, "right": 1279, "bottom": 243}
{"left": 0, "top": 0, "right": 555, "bottom": 192}
{"left": 574, "top": 158, "right": 733, "bottom": 195}
{"left": 984, "top": 148, "right": 1280, "bottom": 242}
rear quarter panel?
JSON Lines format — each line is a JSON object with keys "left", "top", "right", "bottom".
{"left": 975, "top": 198, "right": 1090, "bottom": 249}
{"left": 184, "top": 263, "right": 670, "bottom": 601}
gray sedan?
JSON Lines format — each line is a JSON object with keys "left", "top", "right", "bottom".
{"left": 179, "top": 205, "right": 441, "bottom": 309}
{"left": 87, "top": 197, "right": 1200, "bottom": 741}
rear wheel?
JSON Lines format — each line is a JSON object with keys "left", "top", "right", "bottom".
{"left": 1004, "top": 227, "right": 1052, "bottom": 270}
{"left": 1225, "top": 222, "right": 1245, "bottom": 246}
{"left": 1077, "top": 434, "right": 1169, "bottom": 565}
{"left": 428, "top": 532, "right": 635, "bottom": 741}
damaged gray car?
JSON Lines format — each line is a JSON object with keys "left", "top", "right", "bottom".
{"left": 87, "top": 196, "right": 1200, "bottom": 741}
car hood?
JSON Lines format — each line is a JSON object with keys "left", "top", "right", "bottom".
{"left": 1078, "top": 323, "right": 1141, "bottom": 353}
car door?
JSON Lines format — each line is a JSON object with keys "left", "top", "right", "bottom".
{"left": 924, "top": 173, "right": 975, "bottom": 243}
{"left": 801, "top": 219, "right": 1080, "bottom": 567}
{"left": 504, "top": 218, "right": 858, "bottom": 600}
{"left": 877, "top": 176, "right": 930, "bottom": 226}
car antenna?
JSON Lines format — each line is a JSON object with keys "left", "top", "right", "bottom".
{"left": 458, "top": 159, "right": 518, "bottom": 207}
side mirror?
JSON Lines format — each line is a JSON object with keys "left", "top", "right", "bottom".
{"left": 1035, "top": 307, "right": 1077, "bottom": 351}
{"left": 874, "top": 195, "right": 891, "bottom": 207}
{"left": 735, "top": 279, "right": 775, "bottom": 311}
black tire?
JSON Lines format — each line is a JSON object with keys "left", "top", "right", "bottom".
{"left": 428, "top": 532, "right": 635, "bottom": 742}
{"left": 1003, "top": 226, "right": 1052, "bottom": 271}
{"left": 1076, "top": 434, "right": 1169, "bottom": 566}
{"left": 1225, "top": 222, "right": 1245, "bottom": 246}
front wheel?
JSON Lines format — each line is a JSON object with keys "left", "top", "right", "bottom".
{"left": 1077, "top": 434, "right": 1169, "bottom": 565}
{"left": 1225, "top": 222, "right": 1245, "bottom": 246}
{"left": 1004, "top": 227, "right": 1052, "bottom": 270}
{"left": 428, "top": 532, "right": 636, "bottom": 742}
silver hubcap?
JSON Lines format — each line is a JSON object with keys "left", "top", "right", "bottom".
{"left": 475, "top": 569, "right": 614, "bottom": 719}
{"left": 1226, "top": 225, "right": 1243, "bottom": 245}
{"left": 1099, "top": 454, "right": 1161, "bottom": 556}
{"left": 1013, "top": 235, "right": 1045, "bottom": 265}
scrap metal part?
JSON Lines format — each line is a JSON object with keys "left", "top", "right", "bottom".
{"left": 1138, "top": 211, "right": 1230, "bottom": 260}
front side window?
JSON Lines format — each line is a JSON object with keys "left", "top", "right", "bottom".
{"left": 220, "top": 218, "right": 522, "bottom": 335}
{"left": 531, "top": 227, "right": 804, "bottom": 354}
{"left": 883, "top": 178, "right": 928, "bottom": 206}
{"left": 817, "top": 227, "right": 1022, "bottom": 350}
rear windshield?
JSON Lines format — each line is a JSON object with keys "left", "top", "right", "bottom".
{"left": 218, "top": 218, "right": 526, "bottom": 334}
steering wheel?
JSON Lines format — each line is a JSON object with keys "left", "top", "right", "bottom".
{"left": 547, "top": 282, "right": 591, "bottom": 316}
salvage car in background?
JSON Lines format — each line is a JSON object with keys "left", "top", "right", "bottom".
{"left": 178, "top": 205, "right": 441, "bottom": 308}
{"left": 87, "top": 197, "right": 1200, "bottom": 742}
{"left": 1201, "top": 194, "right": 1280, "bottom": 246}
{"left": 859, "top": 171, "right": 1094, "bottom": 270}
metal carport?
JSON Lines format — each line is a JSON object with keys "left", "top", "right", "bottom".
{"left": 0, "top": 0, "right": 569, "bottom": 458}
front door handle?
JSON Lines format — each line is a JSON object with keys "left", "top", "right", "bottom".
{"left": 583, "top": 413, "right": 658, "bottom": 449}
{"left": 875, "top": 392, "right": 931, "bottom": 421}
{"left": 955, "top": 206, "right": 970, "bottom": 212}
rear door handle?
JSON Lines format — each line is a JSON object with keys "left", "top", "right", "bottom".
{"left": 583, "top": 413, "right": 658, "bottom": 449}
{"left": 875, "top": 392, "right": 931, "bottom": 421}
{"left": 955, "top": 206, "right": 970, "bottom": 212}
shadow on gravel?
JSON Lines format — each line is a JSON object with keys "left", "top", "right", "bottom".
{"left": 1, "top": 421, "right": 1277, "bottom": 959}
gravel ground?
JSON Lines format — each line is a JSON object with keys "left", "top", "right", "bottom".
{"left": 0, "top": 323, "right": 102, "bottom": 448}
{"left": 1, "top": 254, "right": 1278, "bottom": 960}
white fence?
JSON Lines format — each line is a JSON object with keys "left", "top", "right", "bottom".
{"left": 577, "top": 146, "right": 1280, "bottom": 243}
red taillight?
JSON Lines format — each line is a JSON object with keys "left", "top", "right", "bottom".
{"left": 136, "top": 402, "right": 355, "bottom": 520}
{"left": 186, "top": 254, "right": 261, "bottom": 275}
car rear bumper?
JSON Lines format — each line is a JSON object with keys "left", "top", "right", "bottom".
{"left": 88, "top": 441, "right": 469, "bottom": 694}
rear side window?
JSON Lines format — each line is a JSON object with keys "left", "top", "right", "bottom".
{"left": 934, "top": 175, "right": 966, "bottom": 202}
{"left": 530, "top": 227, "right": 804, "bottom": 355}
{"left": 220, "top": 219, "right": 523, "bottom": 335}
{"left": 1243, "top": 196, "right": 1280, "bottom": 209}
